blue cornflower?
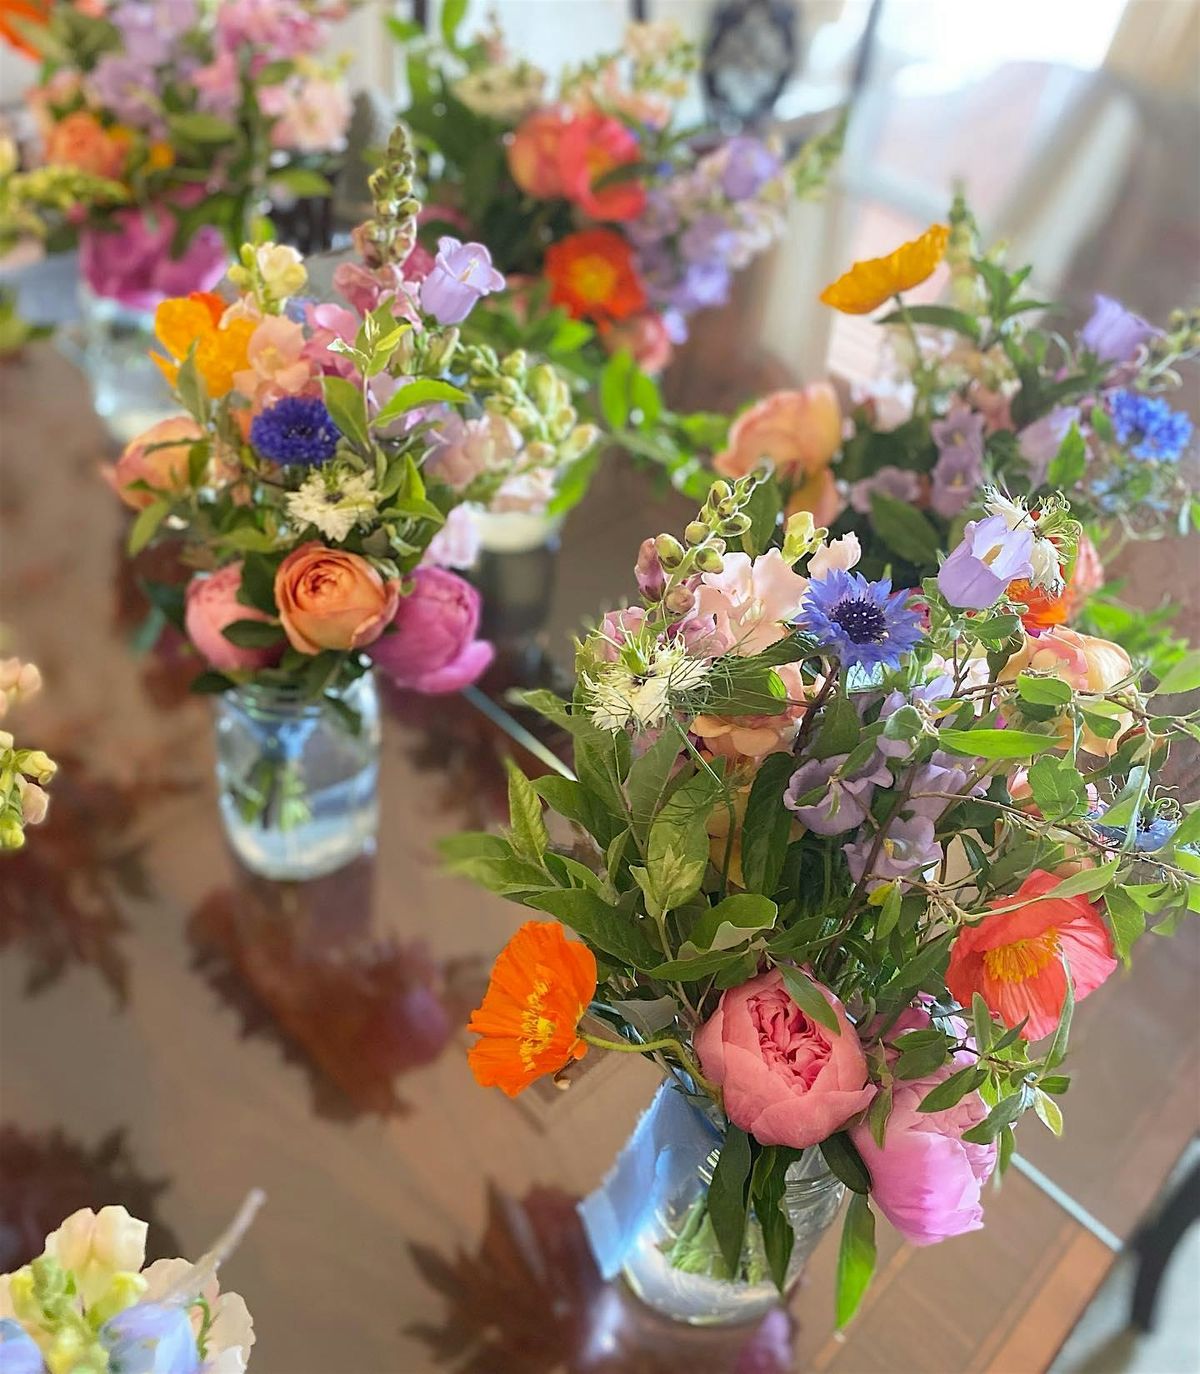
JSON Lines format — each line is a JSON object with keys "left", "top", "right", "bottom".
{"left": 1108, "top": 389, "right": 1193, "bottom": 462}
{"left": 798, "top": 571, "right": 925, "bottom": 672}
{"left": 250, "top": 396, "right": 340, "bottom": 467}
{"left": 1089, "top": 806, "right": 1178, "bottom": 852}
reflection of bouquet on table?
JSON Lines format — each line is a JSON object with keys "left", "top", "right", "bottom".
{"left": 451, "top": 470, "right": 1199, "bottom": 1325}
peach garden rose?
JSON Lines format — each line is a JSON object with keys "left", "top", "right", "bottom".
{"left": 714, "top": 385, "right": 843, "bottom": 483}
{"left": 104, "top": 417, "right": 204, "bottom": 510}
{"left": 274, "top": 543, "right": 400, "bottom": 655}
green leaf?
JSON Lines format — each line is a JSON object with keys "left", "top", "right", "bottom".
{"left": 1154, "top": 649, "right": 1200, "bottom": 696}
{"left": 878, "top": 304, "right": 980, "bottom": 340}
{"left": 961, "top": 1090, "right": 1028, "bottom": 1144}
{"left": 811, "top": 693, "right": 861, "bottom": 762}
{"left": 708, "top": 1126, "right": 752, "bottom": 1276}
{"left": 1047, "top": 423, "right": 1087, "bottom": 488}
{"left": 1015, "top": 672, "right": 1073, "bottom": 707}
{"left": 893, "top": 1038, "right": 950, "bottom": 1080}
{"left": 752, "top": 1146, "right": 800, "bottom": 1291}
{"left": 373, "top": 378, "right": 468, "bottom": 427}
{"left": 237, "top": 554, "right": 278, "bottom": 616}
{"left": 866, "top": 1083, "right": 893, "bottom": 1149}
{"left": 778, "top": 965, "right": 840, "bottom": 1034}
{"left": 647, "top": 945, "right": 753, "bottom": 981}
{"left": 167, "top": 112, "right": 239, "bottom": 144}
{"left": 505, "top": 759, "right": 548, "bottom": 862}
{"left": 835, "top": 1193, "right": 876, "bottom": 1329}
{"left": 599, "top": 350, "right": 634, "bottom": 430}
{"left": 740, "top": 752, "right": 796, "bottom": 894}
{"left": 221, "top": 618, "right": 283, "bottom": 648}
{"left": 938, "top": 728, "right": 1058, "bottom": 760}
{"left": 321, "top": 375, "right": 370, "bottom": 450}
{"left": 175, "top": 352, "right": 209, "bottom": 423}
{"left": 1033, "top": 1088, "right": 1064, "bottom": 1136}
{"left": 819, "top": 1132, "right": 871, "bottom": 1194}
{"left": 869, "top": 491, "right": 942, "bottom": 565}
{"left": 1026, "top": 754, "right": 1088, "bottom": 821}
{"left": 686, "top": 894, "right": 778, "bottom": 952}
{"left": 440, "top": 0, "right": 468, "bottom": 48}
{"left": 189, "top": 670, "right": 235, "bottom": 695}
{"left": 270, "top": 167, "right": 333, "bottom": 198}
{"left": 1045, "top": 961, "right": 1074, "bottom": 1070}
{"left": 645, "top": 767, "right": 723, "bottom": 912}
{"left": 524, "top": 889, "right": 658, "bottom": 970}
{"left": 917, "top": 1064, "right": 987, "bottom": 1113}
{"left": 127, "top": 500, "right": 170, "bottom": 556}
{"left": 625, "top": 728, "right": 684, "bottom": 846}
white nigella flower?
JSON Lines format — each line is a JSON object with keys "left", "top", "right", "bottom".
{"left": 983, "top": 488, "right": 1063, "bottom": 590}
{"left": 583, "top": 642, "right": 709, "bottom": 732}
{"left": 983, "top": 489, "right": 1030, "bottom": 531}
{"left": 285, "top": 470, "right": 378, "bottom": 542}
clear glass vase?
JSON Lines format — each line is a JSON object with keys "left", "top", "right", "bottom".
{"left": 620, "top": 1141, "right": 844, "bottom": 1326}
{"left": 213, "top": 675, "right": 381, "bottom": 882}
{"left": 76, "top": 284, "right": 178, "bottom": 447}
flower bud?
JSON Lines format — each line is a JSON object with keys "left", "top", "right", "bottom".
{"left": 664, "top": 585, "right": 696, "bottom": 616}
{"left": 529, "top": 363, "right": 563, "bottom": 410}
{"left": 694, "top": 546, "right": 724, "bottom": 574}
{"left": 500, "top": 349, "right": 528, "bottom": 378}
{"left": 16, "top": 778, "right": 48, "bottom": 826}
{"left": 498, "top": 375, "right": 523, "bottom": 400}
{"left": 524, "top": 440, "right": 557, "bottom": 467}
{"left": 684, "top": 520, "right": 709, "bottom": 546}
{"left": 721, "top": 513, "right": 752, "bottom": 536}
{"left": 19, "top": 750, "right": 56, "bottom": 785}
{"left": 423, "top": 326, "right": 459, "bottom": 372}
{"left": 717, "top": 498, "right": 738, "bottom": 518}
{"left": 507, "top": 404, "right": 540, "bottom": 432}
{"left": 655, "top": 533, "right": 686, "bottom": 569}
{"left": 708, "top": 480, "right": 732, "bottom": 504}
{"left": 561, "top": 424, "right": 598, "bottom": 462}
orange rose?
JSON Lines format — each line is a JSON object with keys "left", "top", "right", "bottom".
{"left": 102, "top": 416, "right": 204, "bottom": 510}
{"left": 1000, "top": 626, "right": 1134, "bottom": 755}
{"left": 44, "top": 111, "right": 126, "bottom": 178}
{"left": 274, "top": 543, "right": 399, "bottom": 655}
{"left": 507, "top": 109, "right": 569, "bottom": 198}
{"left": 715, "top": 385, "right": 843, "bottom": 483}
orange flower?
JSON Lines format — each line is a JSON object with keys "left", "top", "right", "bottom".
{"left": 946, "top": 870, "right": 1117, "bottom": 1041}
{"left": 0, "top": 0, "right": 49, "bottom": 59}
{"left": 468, "top": 921, "right": 597, "bottom": 1097}
{"left": 43, "top": 110, "right": 127, "bottom": 179}
{"left": 820, "top": 224, "right": 950, "bottom": 315}
{"left": 153, "top": 293, "right": 254, "bottom": 398}
{"left": 1007, "top": 578, "right": 1068, "bottom": 633}
{"left": 545, "top": 228, "right": 646, "bottom": 323}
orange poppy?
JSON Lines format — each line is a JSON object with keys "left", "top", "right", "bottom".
{"left": 946, "top": 870, "right": 1117, "bottom": 1041}
{"left": 544, "top": 228, "right": 646, "bottom": 323}
{"left": 0, "top": 0, "right": 49, "bottom": 59}
{"left": 153, "top": 292, "right": 253, "bottom": 398}
{"left": 468, "top": 921, "right": 597, "bottom": 1097}
{"left": 1007, "top": 578, "right": 1068, "bottom": 633}
{"left": 820, "top": 223, "right": 950, "bottom": 315}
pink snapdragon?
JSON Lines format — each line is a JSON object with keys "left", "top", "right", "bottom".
{"left": 233, "top": 315, "right": 314, "bottom": 406}
{"left": 692, "top": 550, "right": 809, "bottom": 657}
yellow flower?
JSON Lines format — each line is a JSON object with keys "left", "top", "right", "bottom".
{"left": 152, "top": 293, "right": 254, "bottom": 398}
{"left": 146, "top": 139, "right": 175, "bottom": 171}
{"left": 820, "top": 223, "right": 951, "bottom": 315}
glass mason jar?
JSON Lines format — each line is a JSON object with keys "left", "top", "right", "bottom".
{"left": 620, "top": 1141, "right": 844, "bottom": 1326}
{"left": 213, "top": 674, "right": 381, "bottom": 882}
{"left": 76, "top": 283, "right": 178, "bottom": 447}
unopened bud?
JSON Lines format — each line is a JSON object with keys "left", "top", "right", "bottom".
{"left": 500, "top": 349, "right": 527, "bottom": 378}
{"left": 664, "top": 585, "right": 696, "bottom": 616}
{"left": 561, "top": 424, "right": 599, "bottom": 462}
{"left": 717, "top": 498, "right": 738, "bottom": 518}
{"left": 19, "top": 750, "right": 56, "bottom": 785}
{"left": 655, "top": 533, "right": 686, "bottom": 569}
{"left": 498, "top": 375, "right": 523, "bottom": 400}
{"left": 721, "top": 513, "right": 752, "bottom": 536}
{"left": 694, "top": 546, "right": 724, "bottom": 573}
{"left": 0, "top": 818, "right": 23, "bottom": 850}
{"left": 507, "top": 404, "right": 540, "bottom": 431}
{"left": 708, "top": 480, "right": 732, "bottom": 504}
{"left": 424, "top": 326, "right": 459, "bottom": 371}
{"left": 684, "top": 520, "right": 709, "bottom": 546}
{"left": 529, "top": 363, "right": 562, "bottom": 409}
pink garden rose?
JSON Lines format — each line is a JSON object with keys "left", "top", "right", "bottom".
{"left": 79, "top": 203, "right": 227, "bottom": 312}
{"left": 184, "top": 564, "right": 281, "bottom": 673}
{"left": 714, "top": 385, "right": 843, "bottom": 482}
{"left": 851, "top": 1007, "right": 997, "bottom": 1245}
{"left": 695, "top": 967, "right": 873, "bottom": 1149}
{"left": 368, "top": 567, "right": 494, "bottom": 693}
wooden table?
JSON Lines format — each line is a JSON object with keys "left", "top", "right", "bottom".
{"left": 2, "top": 344, "right": 1198, "bottom": 1374}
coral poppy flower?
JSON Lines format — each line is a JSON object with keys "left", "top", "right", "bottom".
{"left": 545, "top": 228, "right": 646, "bottom": 323}
{"left": 946, "top": 870, "right": 1117, "bottom": 1041}
{"left": 468, "top": 921, "right": 597, "bottom": 1097}
{"left": 153, "top": 293, "right": 254, "bottom": 398}
{"left": 1007, "top": 578, "right": 1068, "bottom": 633}
{"left": 557, "top": 112, "right": 646, "bottom": 222}
{"left": 820, "top": 223, "right": 950, "bottom": 315}
{"left": 0, "top": 0, "right": 49, "bottom": 58}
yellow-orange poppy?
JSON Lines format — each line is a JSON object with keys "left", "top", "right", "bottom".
{"left": 153, "top": 291, "right": 253, "bottom": 398}
{"left": 467, "top": 921, "right": 597, "bottom": 1097}
{"left": 820, "top": 223, "right": 950, "bottom": 315}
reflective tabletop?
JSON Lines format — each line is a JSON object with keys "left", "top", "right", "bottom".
{"left": 2, "top": 341, "right": 1198, "bottom": 1374}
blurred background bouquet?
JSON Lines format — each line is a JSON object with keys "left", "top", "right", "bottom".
{"left": 0, "top": 657, "right": 54, "bottom": 850}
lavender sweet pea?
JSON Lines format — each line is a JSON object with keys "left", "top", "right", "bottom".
{"left": 785, "top": 754, "right": 892, "bottom": 835}
{"left": 419, "top": 237, "right": 505, "bottom": 325}
{"left": 1079, "top": 294, "right": 1157, "bottom": 364}
{"left": 845, "top": 814, "right": 940, "bottom": 891}
{"left": 936, "top": 514, "right": 1034, "bottom": 610}
{"left": 0, "top": 1320, "right": 45, "bottom": 1374}
{"left": 101, "top": 1302, "right": 201, "bottom": 1374}
{"left": 720, "top": 136, "right": 781, "bottom": 200}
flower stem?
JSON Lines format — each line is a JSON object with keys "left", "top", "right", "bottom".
{"left": 580, "top": 1030, "right": 720, "bottom": 1098}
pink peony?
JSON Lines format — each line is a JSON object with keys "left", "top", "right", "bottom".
{"left": 851, "top": 1007, "right": 997, "bottom": 1245}
{"left": 103, "top": 416, "right": 204, "bottom": 509}
{"left": 368, "top": 567, "right": 494, "bottom": 693}
{"left": 692, "top": 550, "right": 809, "bottom": 657}
{"left": 695, "top": 967, "right": 873, "bottom": 1149}
{"left": 507, "top": 108, "right": 570, "bottom": 198}
{"left": 184, "top": 564, "right": 282, "bottom": 673}
{"left": 714, "top": 385, "right": 843, "bottom": 482}
{"left": 79, "top": 203, "right": 227, "bottom": 312}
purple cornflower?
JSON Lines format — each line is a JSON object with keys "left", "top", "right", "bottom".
{"left": 785, "top": 753, "right": 892, "bottom": 835}
{"left": 845, "top": 815, "right": 940, "bottom": 892}
{"left": 799, "top": 571, "right": 925, "bottom": 672}
{"left": 1108, "top": 390, "right": 1193, "bottom": 462}
{"left": 849, "top": 465, "right": 923, "bottom": 515}
{"left": 250, "top": 396, "right": 340, "bottom": 466}
{"left": 419, "top": 237, "right": 504, "bottom": 325}
{"left": 1079, "top": 294, "right": 1157, "bottom": 364}
{"left": 937, "top": 514, "right": 1033, "bottom": 610}
{"left": 720, "top": 136, "right": 781, "bottom": 200}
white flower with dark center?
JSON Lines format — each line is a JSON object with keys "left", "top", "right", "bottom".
{"left": 285, "top": 470, "right": 378, "bottom": 542}
{"left": 583, "top": 642, "right": 709, "bottom": 732}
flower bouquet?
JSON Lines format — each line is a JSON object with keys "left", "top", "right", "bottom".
{"left": 392, "top": 12, "right": 841, "bottom": 389}
{"left": 104, "top": 126, "right": 597, "bottom": 881}
{"left": 0, "top": 1193, "right": 260, "bottom": 1371}
{"left": 701, "top": 200, "right": 1198, "bottom": 666}
{"left": 6, "top": 0, "right": 354, "bottom": 438}
{"left": 450, "top": 473, "right": 1199, "bottom": 1325}
{"left": 0, "top": 659, "right": 56, "bottom": 850}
